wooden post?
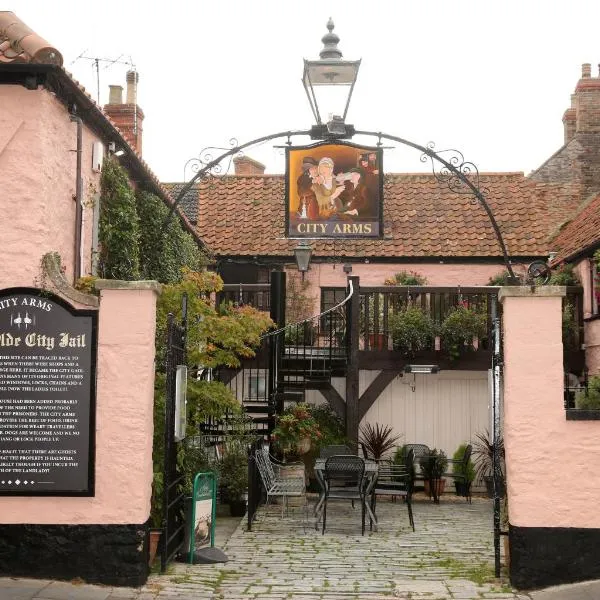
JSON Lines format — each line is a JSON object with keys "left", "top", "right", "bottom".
{"left": 269, "top": 271, "right": 286, "bottom": 416}
{"left": 346, "top": 275, "right": 360, "bottom": 446}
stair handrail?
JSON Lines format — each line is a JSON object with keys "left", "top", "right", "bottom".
{"left": 260, "top": 279, "right": 354, "bottom": 339}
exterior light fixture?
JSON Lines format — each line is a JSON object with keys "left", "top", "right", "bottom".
{"left": 343, "top": 263, "right": 352, "bottom": 274}
{"left": 404, "top": 365, "right": 440, "bottom": 374}
{"left": 302, "top": 18, "right": 360, "bottom": 139}
{"left": 294, "top": 240, "right": 313, "bottom": 279}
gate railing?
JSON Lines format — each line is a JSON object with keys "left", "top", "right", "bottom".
{"left": 247, "top": 437, "right": 264, "bottom": 531}
{"left": 160, "top": 296, "right": 187, "bottom": 572}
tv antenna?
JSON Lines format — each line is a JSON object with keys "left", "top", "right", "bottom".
{"left": 70, "top": 51, "right": 136, "bottom": 104}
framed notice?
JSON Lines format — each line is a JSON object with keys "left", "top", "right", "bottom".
{"left": 174, "top": 365, "right": 187, "bottom": 442}
{"left": 0, "top": 288, "right": 97, "bottom": 496}
{"left": 286, "top": 141, "right": 383, "bottom": 239}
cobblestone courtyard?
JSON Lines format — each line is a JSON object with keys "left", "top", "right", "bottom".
{"left": 0, "top": 496, "right": 534, "bottom": 599}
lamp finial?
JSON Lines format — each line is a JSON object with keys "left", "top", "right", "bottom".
{"left": 320, "top": 18, "right": 342, "bottom": 60}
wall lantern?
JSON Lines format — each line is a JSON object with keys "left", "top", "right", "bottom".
{"left": 302, "top": 18, "right": 361, "bottom": 138}
{"left": 404, "top": 365, "right": 440, "bottom": 374}
{"left": 294, "top": 240, "right": 313, "bottom": 279}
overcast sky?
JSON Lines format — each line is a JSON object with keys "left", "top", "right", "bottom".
{"left": 10, "top": 1, "right": 600, "bottom": 182}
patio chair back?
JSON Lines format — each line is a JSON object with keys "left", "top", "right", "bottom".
{"left": 324, "top": 455, "right": 365, "bottom": 491}
{"left": 255, "top": 445, "right": 276, "bottom": 491}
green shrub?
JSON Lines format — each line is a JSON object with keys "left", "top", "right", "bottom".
{"left": 419, "top": 448, "right": 448, "bottom": 479}
{"left": 440, "top": 305, "right": 487, "bottom": 359}
{"left": 384, "top": 271, "right": 427, "bottom": 286}
{"left": 389, "top": 305, "right": 436, "bottom": 356}
{"left": 548, "top": 263, "right": 579, "bottom": 286}
{"left": 487, "top": 271, "right": 519, "bottom": 286}
{"left": 451, "top": 443, "right": 475, "bottom": 483}
{"left": 575, "top": 376, "right": 600, "bottom": 410}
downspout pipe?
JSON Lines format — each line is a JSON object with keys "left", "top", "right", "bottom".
{"left": 70, "top": 112, "right": 83, "bottom": 283}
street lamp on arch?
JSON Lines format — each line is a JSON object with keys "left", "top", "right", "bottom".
{"left": 302, "top": 18, "right": 360, "bottom": 138}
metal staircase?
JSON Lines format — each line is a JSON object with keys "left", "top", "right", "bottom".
{"left": 212, "top": 275, "right": 354, "bottom": 436}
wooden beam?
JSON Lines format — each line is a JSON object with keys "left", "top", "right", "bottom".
{"left": 346, "top": 276, "right": 360, "bottom": 445}
{"left": 319, "top": 385, "right": 346, "bottom": 422}
{"left": 358, "top": 369, "right": 400, "bottom": 421}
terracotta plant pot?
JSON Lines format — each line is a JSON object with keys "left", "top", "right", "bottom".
{"left": 424, "top": 478, "right": 446, "bottom": 498}
{"left": 296, "top": 437, "right": 311, "bottom": 456}
{"left": 368, "top": 333, "right": 388, "bottom": 350}
{"left": 148, "top": 529, "right": 162, "bottom": 567}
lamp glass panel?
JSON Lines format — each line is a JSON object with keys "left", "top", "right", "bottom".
{"left": 304, "top": 61, "right": 360, "bottom": 85}
{"left": 294, "top": 247, "right": 312, "bottom": 272}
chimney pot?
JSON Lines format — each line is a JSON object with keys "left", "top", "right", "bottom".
{"left": 108, "top": 85, "right": 123, "bottom": 105}
{"left": 126, "top": 70, "right": 139, "bottom": 104}
{"left": 582, "top": 63, "right": 592, "bottom": 78}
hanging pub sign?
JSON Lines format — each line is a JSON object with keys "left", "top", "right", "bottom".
{"left": 0, "top": 288, "right": 97, "bottom": 496}
{"left": 286, "top": 141, "right": 383, "bottom": 239}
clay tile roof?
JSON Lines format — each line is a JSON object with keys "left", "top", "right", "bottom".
{"left": 163, "top": 183, "right": 199, "bottom": 224}
{"left": 183, "top": 171, "right": 572, "bottom": 259}
{"left": 0, "top": 12, "right": 62, "bottom": 65}
{"left": 550, "top": 192, "right": 600, "bottom": 263}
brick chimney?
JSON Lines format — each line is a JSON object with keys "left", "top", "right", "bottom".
{"left": 562, "top": 94, "right": 576, "bottom": 144}
{"left": 233, "top": 156, "right": 266, "bottom": 175}
{"left": 573, "top": 63, "right": 600, "bottom": 135}
{"left": 103, "top": 70, "right": 144, "bottom": 155}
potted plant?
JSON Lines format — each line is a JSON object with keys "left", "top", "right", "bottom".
{"left": 359, "top": 423, "right": 402, "bottom": 461}
{"left": 383, "top": 270, "right": 427, "bottom": 286}
{"left": 472, "top": 430, "right": 505, "bottom": 498}
{"left": 450, "top": 443, "right": 475, "bottom": 497}
{"left": 219, "top": 440, "right": 249, "bottom": 517}
{"left": 272, "top": 403, "right": 322, "bottom": 463}
{"left": 389, "top": 305, "right": 436, "bottom": 357}
{"left": 440, "top": 304, "right": 487, "bottom": 360}
{"left": 419, "top": 448, "right": 448, "bottom": 500}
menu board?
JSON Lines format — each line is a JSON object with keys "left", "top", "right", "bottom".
{"left": 0, "top": 289, "right": 97, "bottom": 496}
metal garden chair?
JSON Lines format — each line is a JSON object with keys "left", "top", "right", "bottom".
{"left": 369, "top": 449, "right": 415, "bottom": 531}
{"left": 404, "top": 443, "right": 430, "bottom": 491}
{"left": 254, "top": 445, "right": 306, "bottom": 517}
{"left": 321, "top": 455, "right": 366, "bottom": 535}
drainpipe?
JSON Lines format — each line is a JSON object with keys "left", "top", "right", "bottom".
{"left": 70, "top": 112, "right": 83, "bottom": 283}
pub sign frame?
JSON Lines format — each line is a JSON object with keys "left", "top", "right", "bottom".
{"left": 285, "top": 141, "right": 384, "bottom": 239}
{"left": 0, "top": 288, "right": 97, "bottom": 496}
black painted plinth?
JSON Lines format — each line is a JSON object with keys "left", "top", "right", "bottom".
{"left": 510, "top": 524, "right": 600, "bottom": 589}
{"left": 0, "top": 523, "right": 148, "bottom": 587}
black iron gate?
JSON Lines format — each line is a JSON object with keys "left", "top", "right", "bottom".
{"left": 160, "top": 295, "right": 188, "bottom": 572}
{"left": 490, "top": 295, "right": 506, "bottom": 577}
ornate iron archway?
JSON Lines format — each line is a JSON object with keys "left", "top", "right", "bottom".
{"left": 166, "top": 128, "right": 553, "bottom": 282}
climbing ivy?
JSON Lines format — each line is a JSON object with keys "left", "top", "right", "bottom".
{"left": 99, "top": 158, "right": 206, "bottom": 284}
{"left": 136, "top": 190, "right": 205, "bottom": 283}
{"left": 98, "top": 157, "right": 141, "bottom": 280}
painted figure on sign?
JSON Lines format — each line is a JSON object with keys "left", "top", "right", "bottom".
{"left": 296, "top": 156, "right": 319, "bottom": 220}
{"left": 312, "top": 157, "right": 344, "bottom": 216}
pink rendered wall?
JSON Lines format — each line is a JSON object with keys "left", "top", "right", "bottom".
{"left": 286, "top": 261, "right": 516, "bottom": 315}
{"left": 501, "top": 287, "right": 600, "bottom": 528}
{"left": 0, "top": 85, "right": 100, "bottom": 287}
{"left": 0, "top": 285, "right": 158, "bottom": 524}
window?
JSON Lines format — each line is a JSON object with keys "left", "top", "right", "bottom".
{"left": 247, "top": 371, "right": 267, "bottom": 400}
{"left": 320, "top": 287, "right": 347, "bottom": 334}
